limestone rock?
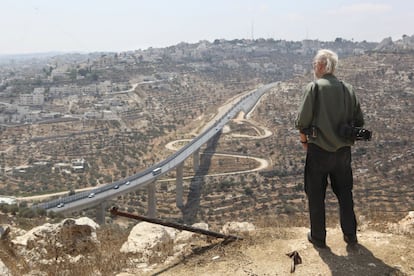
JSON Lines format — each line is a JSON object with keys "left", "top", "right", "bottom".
{"left": 221, "top": 221, "right": 256, "bottom": 236}
{"left": 120, "top": 222, "right": 177, "bottom": 264}
{"left": 11, "top": 217, "right": 99, "bottom": 266}
{"left": 0, "top": 259, "right": 11, "bottom": 276}
{"left": 388, "top": 211, "right": 414, "bottom": 235}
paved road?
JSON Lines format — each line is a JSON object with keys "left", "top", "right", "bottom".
{"left": 31, "top": 82, "right": 278, "bottom": 213}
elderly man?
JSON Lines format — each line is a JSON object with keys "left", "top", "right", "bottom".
{"left": 295, "top": 49, "right": 365, "bottom": 248}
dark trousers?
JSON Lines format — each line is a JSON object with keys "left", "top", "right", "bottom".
{"left": 305, "top": 144, "right": 357, "bottom": 243}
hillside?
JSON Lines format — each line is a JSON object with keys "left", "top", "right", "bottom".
{"left": 1, "top": 44, "right": 412, "bottom": 227}
{"left": 1, "top": 212, "right": 413, "bottom": 275}
{"left": 128, "top": 51, "right": 414, "bottom": 228}
{"left": 0, "top": 40, "right": 413, "bottom": 275}
{"left": 0, "top": 50, "right": 412, "bottom": 226}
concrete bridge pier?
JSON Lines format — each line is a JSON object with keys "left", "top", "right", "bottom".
{"left": 96, "top": 201, "right": 107, "bottom": 225}
{"left": 176, "top": 163, "right": 184, "bottom": 209}
{"left": 147, "top": 181, "right": 157, "bottom": 218}
{"left": 193, "top": 149, "right": 200, "bottom": 171}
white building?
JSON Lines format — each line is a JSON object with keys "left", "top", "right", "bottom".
{"left": 19, "top": 94, "right": 33, "bottom": 105}
{"left": 0, "top": 197, "right": 17, "bottom": 205}
{"left": 71, "top": 158, "right": 86, "bottom": 172}
{"left": 33, "top": 88, "right": 45, "bottom": 105}
{"left": 19, "top": 88, "right": 45, "bottom": 106}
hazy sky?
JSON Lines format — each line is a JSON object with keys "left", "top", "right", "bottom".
{"left": 1, "top": 0, "right": 413, "bottom": 55}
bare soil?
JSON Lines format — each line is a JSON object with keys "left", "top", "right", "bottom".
{"left": 126, "top": 226, "right": 413, "bottom": 276}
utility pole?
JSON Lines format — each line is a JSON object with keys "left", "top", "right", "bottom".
{"left": 251, "top": 20, "right": 255, "bottom": 40}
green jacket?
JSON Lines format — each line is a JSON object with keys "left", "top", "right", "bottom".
{"left": 295, "top": 74, "right": 364, "bottom": 152}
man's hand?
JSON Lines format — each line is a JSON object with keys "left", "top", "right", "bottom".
{"left": 301, "top": 141, "right": 308, "bottom": 150}
{"left": 299, "top": 132, "right": 308, "bottom": 150}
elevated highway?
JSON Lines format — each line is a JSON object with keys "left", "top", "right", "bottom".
{"left": 34, "top": 82, "right": 277, "bottom": 222}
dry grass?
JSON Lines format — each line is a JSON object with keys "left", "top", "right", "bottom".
{"left": 0, "top": 223, "right": 130, "bottom": 276}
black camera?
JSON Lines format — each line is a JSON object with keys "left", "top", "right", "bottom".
{"left": 339, "top": 123, "right": 372, "bottom": 141}
{"left": 302, "top": 126, "right": 318, "bottom": 138}
{"left": 354, "top": 127, "right": 372, "bottom": 141}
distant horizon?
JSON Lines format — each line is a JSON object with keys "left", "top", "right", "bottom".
{"left": 0, "top": 35, "right": 401, "bottom": 58}
{"left": 1, "top": 1, "right": 413, "bottom": 56}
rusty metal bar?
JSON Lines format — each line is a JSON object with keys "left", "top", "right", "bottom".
{"left": 110, "top": 207, "right": 242, "bottom": 241}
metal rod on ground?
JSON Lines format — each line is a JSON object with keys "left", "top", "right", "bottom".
{"left": 110, "top": 207, "right": 242, "bottom": 241}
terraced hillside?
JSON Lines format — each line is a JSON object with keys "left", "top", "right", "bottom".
{"left": 118, "top": 51, "right": 414, "bottom": 229}
{"left": 1, "top": 48, "right": 412, "bottom": 230}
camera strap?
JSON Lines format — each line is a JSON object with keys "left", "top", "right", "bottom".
{"left": 340, "top": 81, "right": 354, "bottom": 124}
{"left": 311, "top": 81, "right": 319, "bottom": 126}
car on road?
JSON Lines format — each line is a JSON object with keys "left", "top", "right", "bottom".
{"left": 57, "top": 202, "right": 65, "bottom": 208}
{"left": 152, "top": 167, "right": 162, "bottom": 176}
{"left": 113, "top": 184, "right": 119, "bottom": 189}
{"left": 125, "top": 181, "right": 130, "bottom": 185}
{"left": 88, "top": 192, "right": 95, "bottom": 198}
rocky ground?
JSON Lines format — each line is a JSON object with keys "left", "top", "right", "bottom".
{"left": 1, "top": 212, "right": 413, "bottom": 275}
{"left": 139, "top": 226, "right": 413, "bottom": 276}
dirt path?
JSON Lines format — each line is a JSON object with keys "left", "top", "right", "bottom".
{"left": 135, "top": 226, "right": 413, "bottom": 276}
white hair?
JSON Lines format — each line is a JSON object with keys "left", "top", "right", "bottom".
{"left": 314, "top": 49, "right": 338, "bottom": 74}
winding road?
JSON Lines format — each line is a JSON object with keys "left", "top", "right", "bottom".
{"left": 18, "top": 83, "right": 276, "bottom": 205}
